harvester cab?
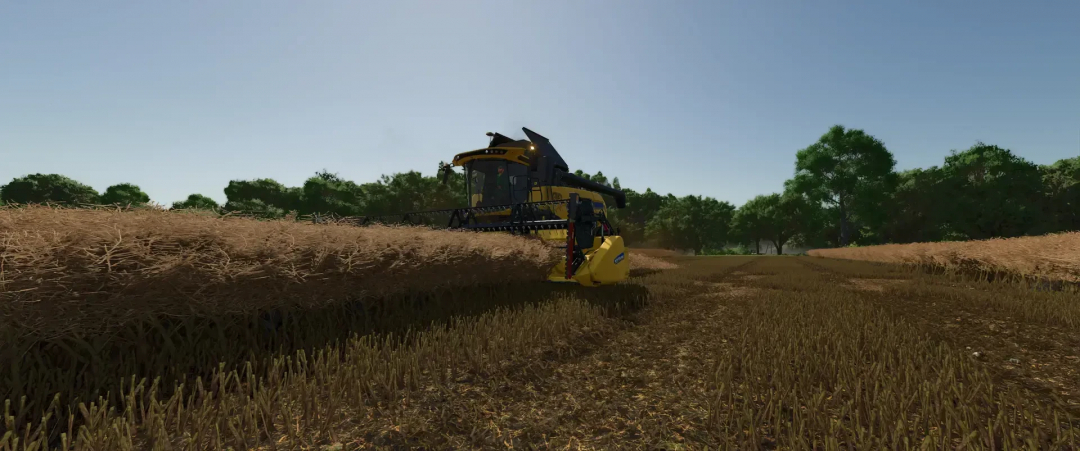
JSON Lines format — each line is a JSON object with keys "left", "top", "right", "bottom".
{"left": 446, "top": 128, "right": 630, "bottom": 286}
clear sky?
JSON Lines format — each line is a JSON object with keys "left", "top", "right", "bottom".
{"left": 2, "top": 1, "right": 1078, "bottom": 207}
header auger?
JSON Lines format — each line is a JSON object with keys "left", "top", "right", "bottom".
{"left": 313, "top": 127, "right": 631, "bottom": 286}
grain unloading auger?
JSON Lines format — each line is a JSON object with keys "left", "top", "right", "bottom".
{"left": 315, "top": 127, "right": 631, "bottom": 286}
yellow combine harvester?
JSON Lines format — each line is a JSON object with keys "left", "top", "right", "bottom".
{"left": 330, "top": 127, "right": 630, "bottom": 286}
{"left": 448, "top": 128, "right": 629, "bottom": 285}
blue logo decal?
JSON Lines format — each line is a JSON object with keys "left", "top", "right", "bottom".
{"left": 593, "top": 201, "right": 605, "bottom": 209}
{"left": 613, "top": 252, "right": 625, "bottom": 264}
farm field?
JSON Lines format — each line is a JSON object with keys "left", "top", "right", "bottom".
{"left": 3, "top": 228, "right": 1080, "bottom": 449}
{"left": 809, "top": 232, "right": 1080, "bottom": 286}
{"left": 350, "top": 255, "right": 1079, "bottom": 450}
{"left": 7, "top": 1, "right": 1080, "bottom": 448}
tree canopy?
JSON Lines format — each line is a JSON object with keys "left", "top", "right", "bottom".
{"left": 645, "top": 195, "right": 735, "bottom": 254}
{"left": 222, "top": 178, "right": 300, "bottom": 217}
{"left": 610, "top": 188, "right": 670, "bottom": 245}
{"left": 171, "top": 194, "right": 220, "bottom": 211}
{"left": 730, "top": 195, "right": 770, "bottom": 254}
{"left": 298, "top": 171, "right": 366, "bottom": 217}
{"left": 0, "top": 173, "right": 100, "bottom": 205}
{"left": 787, "top": 125, "right": 898, "bottom": 246}
{"left": 937, "top": 143, "right": 1045, "bottom": 240}
{"left": 1042, "top": 157, "right": 1080, "bottom": 233}
{"left": 99, "top": 183, "right": 151, "bottom": 206}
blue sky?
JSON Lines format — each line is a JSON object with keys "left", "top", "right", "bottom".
{"left": 2, "top": 0, "right": 1078, "bottom": 207}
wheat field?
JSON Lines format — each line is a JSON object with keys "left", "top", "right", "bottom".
{"left": 808, "top": 232, "right": 1080, "bottom": 285}
{"left": 1, "top": 208, "right": 1078, "bottom": 449}
{"left": 0, "top": 206, "right": 560, "bottom": 339}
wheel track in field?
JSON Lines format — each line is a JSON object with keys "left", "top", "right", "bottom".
{"left": 371, "top": 257, "right": 761, "bottom": 449}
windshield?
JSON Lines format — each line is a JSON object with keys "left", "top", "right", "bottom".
{"left": 465, "top": 160, "right": 529, "bottom": 207}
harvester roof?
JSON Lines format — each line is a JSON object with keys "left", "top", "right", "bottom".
{"left": 451, "top": 128, "right": 569, "bottom": 173}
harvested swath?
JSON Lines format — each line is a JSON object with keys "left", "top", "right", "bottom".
{"left": 632, "top": 248, "right": 683, "bottom": 258}
{"left": 0, "top": 206, "right": 561, "bottom": 339}
{"left": 808, "top": 232, "right": 1080, "bottom": 283}
{"left": 629, "top": 253, "right": 679, "bottom": 270}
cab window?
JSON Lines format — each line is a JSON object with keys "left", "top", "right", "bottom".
{"left": 465, "top": 160, "right": 529, "bottom": 207}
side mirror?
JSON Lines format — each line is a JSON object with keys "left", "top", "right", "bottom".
{"left": 439, "top": 163, "right": 453, "bottom": 185}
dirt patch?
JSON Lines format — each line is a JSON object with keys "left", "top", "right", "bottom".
{"left": 692, "top": 280, "right": 759, "bottom": 299}
{"left": 844, "top": 278, "right": 909, "bottom": 292}
{"left": 729, "top": 271, "right": 766, "bottom": 281}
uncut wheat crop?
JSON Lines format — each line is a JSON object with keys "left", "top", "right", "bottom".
{"left": 808, "top": 232, "right": 1080, "bottom": 285}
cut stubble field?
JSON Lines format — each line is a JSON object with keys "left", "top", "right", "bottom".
{"left": 2, "top": 209, "right": 1079, "bottom": 449}
{"left": 371, "top": 256, "right": 1080, "bottom": 450}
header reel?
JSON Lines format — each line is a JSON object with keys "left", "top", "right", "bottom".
{"left": 312, "top": 193, "right": 615, "bottom": 281}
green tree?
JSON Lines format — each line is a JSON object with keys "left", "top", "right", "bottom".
{"left": 223, "top": 178, "right": 301, "bottom": 213}
{"left": 0, "top": 173, "right": 100, "bottom": 205}
{"left": 359, "top": 170, "right": 467, "bottom": 218}
{"left": 609, "top": 188, "right": 670, "bottom": 245}
{"left": 937, "top": 143, "right": 1044, "bottom": 240}
{"left": 223, "top": 199, "right": 287, "bottom": 219}
{"left": 646, "top": 195, "right": 735, "bottom": 254}
{"left": 883, "top": 167, "right": 950, "bottom": 243}
{"left": 99, "top": 183, "right": 151, "bottom": 206}
{"left": 314, "top": 169, "right": 343, "bottom": 183}
{"left": 1041, "top": 156, "right": 1080, "bottom": 233}
{"left": 297, "top": 171, "right": 365, "bottom": 217}
{"left": 731, "top": 196, "right": 770, "bottom": 254}
{"left": 731, "top": 191, "right": 818, "bottom": 254}
{"left": 763, "top": 191, "right": 817, "bottom": 254}
{"left": 171, "top": 194, "right": 220, "bottom": 210}
{"left": 787, "top": 125, "right": 898, "bottom": 246}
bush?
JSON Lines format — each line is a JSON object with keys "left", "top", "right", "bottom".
{"left": 222, "top": 198, "right": 287, "bottom": 219}
{"left": 0, "top": 173, "right": 99, "bottom": 205}
{"left": 99, "top": 183, "right": 151, "bottom": 206}
{"left": 171, "top": 193, "right": 220, "bottom": 211}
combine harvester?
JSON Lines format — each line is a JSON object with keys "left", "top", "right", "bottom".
{"left": 319, "top": 127, "right": 630, "bottom": 286}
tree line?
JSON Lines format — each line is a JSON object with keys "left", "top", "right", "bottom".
{"left": 581, "top": 126, "right": 1077, "bottom": 254}
{"left": 0, "top": 165, "right": 469, "bottom": 217}
{"left": 3, "top": 125, "right": 1077, "bottom": 253}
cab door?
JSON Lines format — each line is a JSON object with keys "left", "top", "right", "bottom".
{"left": 507, "top": 163, "right": 530, "bottom": 204}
